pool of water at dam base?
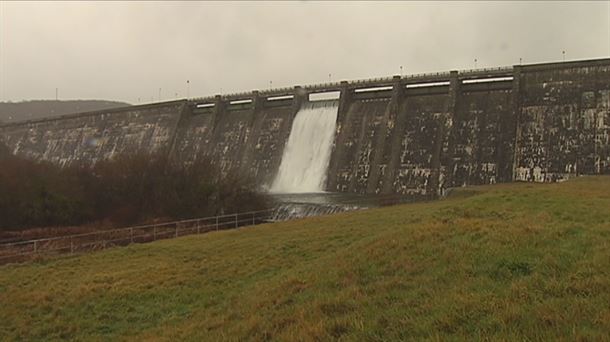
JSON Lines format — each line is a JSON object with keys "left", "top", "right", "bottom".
{"left": 268, "top": 192, "right": 432, "bottom": 221}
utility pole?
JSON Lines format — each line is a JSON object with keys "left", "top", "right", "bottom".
{"left": 186, "top": 80, "right": 190, "bottom": 99}
{"left": 400, "top": 65, "right": 403, "bottom": 76}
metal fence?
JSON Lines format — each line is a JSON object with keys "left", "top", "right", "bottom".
{"left": 0, "top": 209, "right": 274, "bottom": 265}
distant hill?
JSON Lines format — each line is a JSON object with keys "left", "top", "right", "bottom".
{"left": 0, "top": 100, "right": 131, "bottom": 124}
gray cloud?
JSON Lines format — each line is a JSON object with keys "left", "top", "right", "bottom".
{"left": 1, "top": 1, "right": 608, "bottom": 104}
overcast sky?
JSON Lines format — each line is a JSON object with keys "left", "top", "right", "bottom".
{"left": 1, "top": 1, "right": 609, "bottom": 104}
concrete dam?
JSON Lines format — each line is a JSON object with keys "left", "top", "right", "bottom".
{"left": 1, "top": 58, "right": 609, "bottom": 197}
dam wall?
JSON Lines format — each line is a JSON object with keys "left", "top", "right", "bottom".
{"left": 170, "top": 90, "right": 304, "bottom": 186}
{"left": 0, "top": 101, "right": 185, "bottom": 165}
{"left": 1, "top": 58, "right": 608, "bottom": 194}
{"left": 514, "top": 60, "right": 610, "bottom": 181}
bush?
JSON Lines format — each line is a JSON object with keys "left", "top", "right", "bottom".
{"left": 0, "top": 146, "right": 269, "bottom": 230}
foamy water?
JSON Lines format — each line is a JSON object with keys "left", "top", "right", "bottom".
{"left": 270, "top": 101, "right": 338, "bottom": 193}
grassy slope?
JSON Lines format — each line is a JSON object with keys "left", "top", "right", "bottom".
{"left": 1, "top": 177, "right": 610, "bottom": 341}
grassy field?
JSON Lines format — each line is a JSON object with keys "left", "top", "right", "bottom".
{"left": 1, "top": 177, "right": 610, "bottom": 341}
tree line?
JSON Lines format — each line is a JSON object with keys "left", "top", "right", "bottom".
{"left": 0, "top": 143, "right": 269, "bottom": 230}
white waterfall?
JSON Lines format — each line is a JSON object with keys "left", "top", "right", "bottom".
{"left": 270, "top": 101, "right": 339, "bottom": 193}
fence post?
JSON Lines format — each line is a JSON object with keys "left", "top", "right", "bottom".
{"left": 34, "top": 240, "right": 37, "bottom": 253}
{"left": 216, "top": 216, "right": 219, "bottom": 231}
{"left": 197, "top": 220, "right": 200, "bottom": 234}
{"left": 130, "top": 228, "right": 134, "bottom": 244}
{"left": 153, "top": 226, "right": 157, "bottom": 241}
{"left": 175, "top": 224, "right": 178, "bottom": 238}
{"left": 252, "top": 212, "right": 255, "bottom": 225}
{"left": 235, "top": 213, "right": 238, "bottom": 228}
{"left": 70, "top": 237, "right": 74, "bottom": 255}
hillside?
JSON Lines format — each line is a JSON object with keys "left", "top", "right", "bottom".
{"left": 1, "top": 177, "right": 610, "bottom": 340}
{"left": 0, "top": 100, "right": 130, "bottom": 123}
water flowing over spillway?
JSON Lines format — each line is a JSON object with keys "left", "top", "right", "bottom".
{"left": 270, "top": 101, "right": 339, "bottom": 193}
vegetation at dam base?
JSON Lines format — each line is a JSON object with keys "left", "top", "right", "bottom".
{"left": 1, "top": 177, "right": 609, "bottom": 340}
{"left": 0, "top": 144, "right": 268, "bottom": 232}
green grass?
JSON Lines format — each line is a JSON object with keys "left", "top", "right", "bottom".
{"left": 2, "top": 177, "right": 610, "bottom": 341}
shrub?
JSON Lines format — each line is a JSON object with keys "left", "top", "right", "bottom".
{"left": 0, "top": 146, "right": 269, "bottom": 230}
